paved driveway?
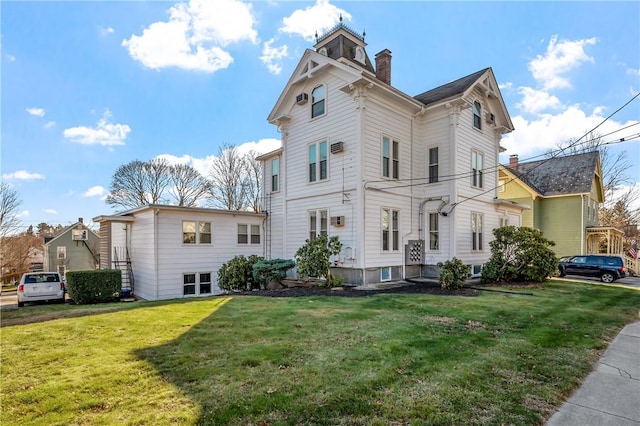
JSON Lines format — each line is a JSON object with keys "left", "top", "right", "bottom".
{"left": 556, "top": 274, "right": 640, "bottom": 289}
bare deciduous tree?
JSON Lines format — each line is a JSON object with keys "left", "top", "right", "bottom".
{"left": 208, "top": 143, "right": 249, "bottom": 210}
{"left": 0, "top": 182, "right": 22, "bottom": 237}
{"left": 106, "top": 159, "right": 171, "bottom": 209}
{"left": 244, "top": 150, "right": 263, "bottom": 213}
{"left": 168, "top": 163, "right": 211, "bottom": 207}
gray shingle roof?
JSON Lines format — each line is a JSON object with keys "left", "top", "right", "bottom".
{"left": 506, "top": 151, "right": 599, "bottom": 196}
{"left": 414, "top": 67, "right": 490, "bottom": 105}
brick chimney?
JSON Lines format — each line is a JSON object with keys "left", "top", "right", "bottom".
{"left": 509, "top": 154, "right": 519, "bottom": 167}
{"left": 375, "top": 49, "right": 392, "bottom": 85}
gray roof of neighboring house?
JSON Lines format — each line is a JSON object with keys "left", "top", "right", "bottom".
{"left": 505, "top": 151, "right": 599, "bottom": 196}
{"left": 414, "top": 68, "right": 490, "bottom": 105}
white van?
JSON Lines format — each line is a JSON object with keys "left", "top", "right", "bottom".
{"left": 17, "top": 272, "right": 66, "bottom": 307}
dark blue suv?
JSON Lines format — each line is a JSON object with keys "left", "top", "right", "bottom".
{"left": 558, "top": 255, "right": 626, "bottom": 283}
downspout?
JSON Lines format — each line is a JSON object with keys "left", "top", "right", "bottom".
{"left": 447, "top": 103, "right": 460, "bottom": 258}
{"left": 581, "top": 194, "right": 585, "bottom": 255}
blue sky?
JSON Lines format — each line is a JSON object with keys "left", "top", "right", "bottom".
{"left": 2, "top": 0, "right": 639, "bottom": 231}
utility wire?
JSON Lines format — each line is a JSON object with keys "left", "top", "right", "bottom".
{"left": 367, "top": 93, "right": 640, "bottom": 196}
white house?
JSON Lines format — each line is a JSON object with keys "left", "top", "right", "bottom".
{"left": 93, "top": 205, "right": 265, "bottom": 300}
{"left": 257, "top": 21, "right": 526, "bottom": 284}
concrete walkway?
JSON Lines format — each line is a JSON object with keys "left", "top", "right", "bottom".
{"left": 546, "top": 319, "right": 640, "bottom": 425}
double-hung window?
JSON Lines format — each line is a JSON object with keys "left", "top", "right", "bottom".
{"left": 237, "top": 224, "right": 261, "bottom": 244}
{"left": 382, "top": 137, "right": 399, "bottom": 179}
{"left": 471, "top": 150, "right": 484, "bottom": 188}
{"left": 309, "top": 141, "right": 328, "bottom": 182}
{"left": 311, "top": 85, "right": 325, "bottom": 118}
{"left": 428, "top": 147, "right": 438, "bottom": 183}
{"left": 429, "top": 213, "right": 439, "bottom": 250}
{"left": 183, "top": 221, "right": 212, "bottom": 244}
{"left": 183, "top": 272, "right": 212, "bottom": 295}
{"left": 199, "top": 273, "right": 211, "bottom": 294}
{"left": 472, "top": 212, "right": 483, "bottom": 251}
{"left": 183, "top": 273, "right": 196, "bottom": 295}
{"left": 473, "top": 101, "right": 482, "bottom": 129}
{"left": 309, "top": 210, "right": 328, "bottom": 240}
{"left": 271, "top": 158, "right": 279, "bottom": 192}
{"left": 57, "top": 246, "right": 66, "bottom": 259}
{"left": 382, "top": 208, "right": 399, "bottom": 251}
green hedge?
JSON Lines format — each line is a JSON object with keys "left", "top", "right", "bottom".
{"left": 66, "top": 270, "right": 122, "bottom": 304}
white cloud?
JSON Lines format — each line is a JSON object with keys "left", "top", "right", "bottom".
{"left": 99, "top": 26, "right": 114, "bottom": 37}
{"left": 17, "top": 210, "right": 30, "bottom": 218}
{"left": 63, "top": 109, "right": 130, "bottom": 146}
{"left": 501, "top": 105, "right": 638, "bottom": 158}
{"left": 280, "top": 0, "right": 352, "bottom": 42}
{"left": 529, "top": 35, "right": 596, "bottom": 90}
{"left": 2, "top": 170, "right": 45, "bottom": 180}
{"left": 43, "top": 209, "right": 57, "bottom": 214}
{"left": 82, "top": 186, "right": 106, "bottom": 197}
{"left": 122, "top": 0, "right": 257, "bottom": 72}
{"left": 156, "top": 138, "right": 282, "bottom": 177}
{"left": 261, "top": 37, "right": 288, "bottom": 75}
{"left": 26, "top": 107, "right": 45, "bottom": 117}
{"left": 44, "top": 121, "right": 56, "bottom": 129}
{"left": 516, "top": 87, "right": 562, "bottom": 114}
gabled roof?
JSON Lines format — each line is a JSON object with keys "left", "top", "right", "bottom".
{"left": 504, "top": 151, "right": 602, "bottom": 198}
{"left": 44, "top": 220, "right": 98, "bottom": 246}
{"left": 414, "top": 68, "right": 490, "bottom": 105}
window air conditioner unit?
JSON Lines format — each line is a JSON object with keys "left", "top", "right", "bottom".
{"left": 330, "top": 141, "right": 344, "bottom": 154}
{"left": 330, "top": 216, "right": 345, "bottom": 227}
{"left": 72, "top": 229, "right": 88, "bottom": 241}
{"left": 485, "top": 112, "right": 495, "bottom": 124}
{"left": 296, "top": 93, "right": 308, "bottom": 105}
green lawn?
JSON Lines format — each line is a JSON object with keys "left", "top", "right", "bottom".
{"left": 1, "top": 280, "right": 639, "bottom": 425}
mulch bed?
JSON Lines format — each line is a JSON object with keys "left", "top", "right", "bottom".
{"left": 227, "top": 283, "right": 480, "bottom": 298}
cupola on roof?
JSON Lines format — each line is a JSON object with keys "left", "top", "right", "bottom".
{"left": 313, "top": 16, "right": 374, "bottom": 73}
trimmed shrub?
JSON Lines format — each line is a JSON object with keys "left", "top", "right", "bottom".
{"left": 218, "top": 255, "right": 263, "bottom": 291}
{"left": 438, "top": 257, "right": 471, "bottom": 290}
{"left": 252, "top": 258, "right": 295, "bottom": 286}
{"left": 294, "top": 235, "right": 342, "bottom": 286}
{"left": 66, "top": 270, "right": 121, "bottom": 304}
{"left": 481, "top": 226, "right": 557, "bottom": 284}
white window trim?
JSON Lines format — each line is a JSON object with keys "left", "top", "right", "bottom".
{"left": 311, "top": 84, "right": 326, "bottom": 119}
{"left": 271, "top": 158, "right": 280, "bottom": 193}
{"left": 473, "top": 100, "right": 482, "bottom": 130}
{"left": 308, "top": 140, "right": 328, "bottom": 183}
{"left": 381, "top": 266, "right": 392, "bottom": 282}
{"left": 381, "top": 136, "right": 400, "bottom": 179}
{"left": 428, "top": 212, "right": 439, "bottom": 251}
{"left": 428, "top": 146, "right": 439, "bottom": 184}
{"left": 382, "top": 207, "right": 400, "bottom": 252}
{"left": 237, "top": 224, "right": 261, "bottom": 245}
{"left": 182, "top": 221, "right": 212, "bottom": 245}
{"left": 471, "top": 150, "right": 484, "bottom": 189}
{"left": 183, "top": 272, "right": 213, "bottom": 296}
{"left": 57, "top": 246, "right": 66, "bottom": 259}
{"left": 309, "top": 209, "right": 328, "bottom": 240}
{"left": 471, "top": 212, "right": 484, "bottom": 251}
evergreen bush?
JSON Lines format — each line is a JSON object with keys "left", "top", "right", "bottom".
{"left": 481, "top": 226, "right": 557, "bottom": 284}
{"left": 218, "top": 255, "right": 263, "bottom": 291}
{"left": 66, "top": 270, "right": 121, "bottom": 304}
{"left": 438, "top": 257, "right": 471, "bottom": 290}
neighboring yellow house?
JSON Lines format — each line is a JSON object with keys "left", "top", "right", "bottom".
{"left": 498, "top": 151, "right": 623, "bottom": 257}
